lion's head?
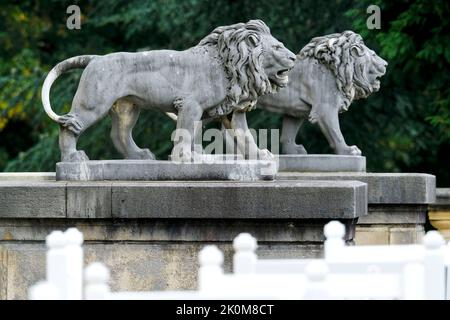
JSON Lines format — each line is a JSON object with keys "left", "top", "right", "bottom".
{"left": 199, "top": 19, "right": 296, "bottom": 117}
{"left": 299, "top": 30, "right": 387, "bottom": 111}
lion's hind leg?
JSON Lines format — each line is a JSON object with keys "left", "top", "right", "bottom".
{"left": 110, "top": 99, "right": 155, "bottom": 160}
{"left": 59, "top": 105, "right": 111, "bottom": 162}
{"left": 280, "top": 115, "right": 307, "bottom": 154}
{"left": 58, "top": 113, "right": 89, "bottom": 162}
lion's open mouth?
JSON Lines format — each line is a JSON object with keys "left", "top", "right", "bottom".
{"left": 270, "top": 68, "right": 291, "bottom": 88}
{"left": 276, "top": 69, "right": 289, "bottom": 79}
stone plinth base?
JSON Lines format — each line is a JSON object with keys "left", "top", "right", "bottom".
{"left": 56, "top": 159, "right": 277, "bottom": 181}
{"left": 0, "top": 218, "right": 358, "bottom": 300}
{"left": 0, "top": 174, "right": 367, "bottom": 299}
{"left": 0, "top": 179, "right": 367, "bottom": 219}
{"left": 277, "top": 155, "right": 366, "bottom": 172}
{"left": 277, "top": 172, "right": 436, "bottom": 245}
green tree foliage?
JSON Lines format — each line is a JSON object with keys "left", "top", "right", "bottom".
{"left": 345, "top": 0, "right": 450, "bottom": 185}
{"left": 0, "top": 0, "right": 448, "bottom": 185}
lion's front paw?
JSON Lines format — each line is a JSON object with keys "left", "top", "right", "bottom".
{"left": 337, "top": 145, "right": 362, "bottom": 156}
{"left": 257, "top": 148, "right": 275, "bottom": 161}
{"left": 62, "top": 150, "right": 89, "bottom": 162}
{"left": 171, "top": 148, "right": 204, "bottom": 162}
{"left": 128, "top": 148, "right": 155, "bottom": 160}
{"left": 282, "top": 143, "right": 308, "bottom": 155}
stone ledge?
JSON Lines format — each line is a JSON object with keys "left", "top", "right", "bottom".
{"left": 358, "top": 204, "right": 428, "bottom": 224}
{"left": 277, "top": 172, "right": 435, "bottom": 204}
{"left": 0, "top": 181, "right": 66, "bottom": 218}
{"left": 277, "top": 155, "right": 366, "bottom": 172}
{"left": 112, "top": 180, "right": 367, "bottom": 219}
{"left": 0, "top": 179, "right": 367, "bottom": 219}
{"left": 0, "top": 218, "right": 357, "bottom": 242}
{"left": 0, "top": 172, "right": 55, "bottom": 181}
{"left": 431, "top": 188, "right": 450, "bottom": 207}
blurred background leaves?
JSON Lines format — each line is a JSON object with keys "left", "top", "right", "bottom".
{"left": 0, "top": 0, "right": 448, "bottom": 185}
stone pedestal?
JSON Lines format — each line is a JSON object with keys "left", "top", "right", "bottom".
{"left": 429, "top": 188, "right": 450, "bottom": 240}
{"left": 277, "top": 155, "right": 366, "bottom": 172}
{"left": 56, "top": 159, "right": 277, "bottom": 181}
{"left": 277, "top": 172, "right": 436, "bottom": 245}
{"left": 0, "top": 174, "right": 367, "bottom": 299}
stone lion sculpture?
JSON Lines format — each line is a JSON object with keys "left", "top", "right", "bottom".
{"left": 41, "top": 20, "right": 296, "bottom": 162}
{"left": 256, "top": 30, "right": 387, "bottom": 155}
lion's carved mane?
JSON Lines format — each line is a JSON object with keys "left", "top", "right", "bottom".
{"left": 198, "top": 20, "right": 273, "bottom": 117}
{"left": 298, "top": 31, "right": 375, "bottom": 112}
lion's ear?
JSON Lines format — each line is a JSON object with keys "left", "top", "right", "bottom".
{"left": 350, "top": 44, "right": 365, "bottom": 57}
{"left": 247, "top": 34, "right": 260, "bottom": 47}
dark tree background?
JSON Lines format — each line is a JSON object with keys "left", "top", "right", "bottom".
{"left": 0, "top": 0, "right": 448, "bottom": 186}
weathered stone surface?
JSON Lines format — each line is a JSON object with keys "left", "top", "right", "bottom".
{"left": 389, "top": 226, "right": 424, "bottom": 245}
{"left": 67, "top": 182, "right": 112, "bottom": 218}
{"left": 0, "top": 217, "right": 351, "bottom": 299}
{"left": 111, "top": 180, "right": 367, "bottom": 219}
{"left": 355, "top": 226, "right": 390, "bottom": 245}
{"left": 0, "top": 181, "right": 66, "bottom": 218}
{"left": 0, "top": 178, "right": 367, "bottom": 219}
{"left": 431, "top": 188, "right": 450, "bottom": 206}
{"left": 277, "top": 155, "right": 366, "bottom": 172}
{"left": 0, "top": 241, "right": 323, "bottom": 300}
{"left": 277, "top": 172, "right": 435, "bottom": 204}
{"left": 0, "top": 172, "right": 55, "bottom": 181}
{"left": 355, "top": 225, "right": 425, "bottom": 246}
{"left": 359, "top": 204, "right": 428, "bottom": 224}
{"left": 56, "top": 160, "right": 277, "bottom": 181}
{"left": 0, "top": 218, "right": 357, "bottom": 243}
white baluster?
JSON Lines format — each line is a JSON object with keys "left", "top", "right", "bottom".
{"left": 29, "top": 281, "right": 60, "bottom": 300}
{"left": 304, "top": 260, "right": 329, "bottom": 299}
{"left": 423, "top": 230, "right": 445, "bottom": 300}
{"left": 403, "top": 262, "right": 425, "bottom": 300}
{"left": 46, "top": 230, "right": 67, "bottom": 299}
{"left": 233, "top": 233, "right": 257, "bottom": 274}
{"left": 445, "top": 243, "right": 450, "bottom": 300}
{"left": 84, "top": 262, "right": 111, "bottom": 300}
{"left": 64, "top": 228, "right": 84, "bottom": 300}
{"left": 324, "top": 221, "right": 346, "bottom": 261}
{"left": 198, "top": 245, "right": 224, "bottom": 292}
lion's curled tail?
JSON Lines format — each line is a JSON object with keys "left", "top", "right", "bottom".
{"left": 41, "top": 55, "right": 99, "bottom": 123}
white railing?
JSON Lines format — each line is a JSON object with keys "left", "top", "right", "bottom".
{"left": 29, "top": 228, "right": 84, "bottom": 300}
{"left": 29, "top": 222, "right": 450, "bottom": 300}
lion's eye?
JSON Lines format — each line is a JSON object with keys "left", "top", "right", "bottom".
{"left": 273, "top": 45, "right": 283, "bottom": 50}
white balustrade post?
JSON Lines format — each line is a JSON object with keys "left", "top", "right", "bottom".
{"left": 233, "top": 233, "right": 257, "bottom": 274}
{"left": 445, "top": 243, "right": 450, "bottom": 300}
{"left": 304, "top": 260, "right": 329, "bottom": 300}
{"left": 84, "top": 262, "right": 111, "bottom": 300}
{"left": 29, "top": 281, "right": 60, "bottom": 300}
{"left": 63, "top": 228, "right": 84, "bottom": 300}
{"left": 324, "top": 221, "right": 346, "bottom": 261}
{"left": 46, "top": 230, "right": 68, "bottom": 299}
{"left": 423, "top": 230, "right": 446, "bottom": 300}
{"left": 198, "top": 245, "right": 224, "bottom": 292}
